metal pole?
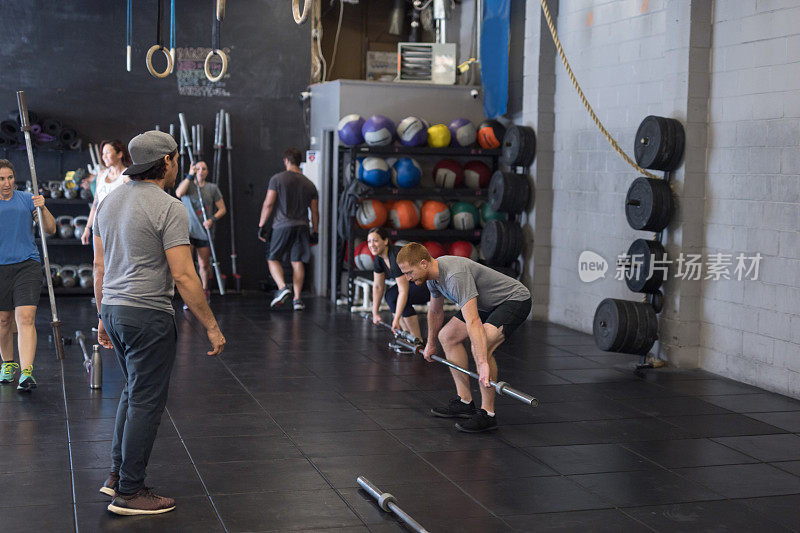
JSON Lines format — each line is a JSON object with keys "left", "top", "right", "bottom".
{"left": 224, "top": 112, "right": 240, "bottom": 293}
{"left": 367, "top": 315, "right": 539, "bottom": 407}
{"left": 16, "top": 91, "right": 65, "bottom": 360}
{"left": 179, "top": 113, "right": 225, "bottom": 295}
{"left": 356, "top": 477, "right": 429, "bottom": 533}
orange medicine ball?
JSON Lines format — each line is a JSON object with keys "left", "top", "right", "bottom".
{"left": 420, "top": 200, "right": 451, "bottom": 230}
{"left": 388, "top": 200, "right": 420, "bottom": 229}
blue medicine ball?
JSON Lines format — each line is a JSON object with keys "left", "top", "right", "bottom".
{"left": 392, "top": 158, "right": 422, "bottom": 188}
{"left": 362, "top": 115, "right": 395, "bottom": 146}
{"left": 358, "top": 157, "right": 391, "bottom": 186}
{"left": 338, "top": 114, "right": 365, "bottom": 146}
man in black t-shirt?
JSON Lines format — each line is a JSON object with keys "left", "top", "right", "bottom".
{"left": 258, "top": 148, "right": 319, "bottom": 311}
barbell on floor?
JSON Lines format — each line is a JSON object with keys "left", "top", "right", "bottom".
{"left": 364, "top": 314, "right": 539, "bottom": 407}
{"left": 357, "top": 476, "right": 430, "bottom": 533}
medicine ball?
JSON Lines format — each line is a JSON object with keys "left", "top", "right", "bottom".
{"left": 358, "top": 157, "right": 391, "bottom": 187}
{"left": 479, "top": 202, "right": 508, "bottom": 227}
{"left": 356, "top": 199, "right": 388, "bottom": 229}
{"left": 478, "top": 119, "right": 506, "bottom": 149}
{"left": 388, "top": 200, "right": 420, "bottom": 230}
{"left": 423, "top": 241, "right": 447, "bottom": 259}
{"left": 397, "top": 116, "right": 429, "bottom": 147}
{"left": 427, "top": 124, "right": 451, "bottom": 148}
{"left": 449, "top": 118, "right": 477, "bottom": 147}
{"left": 354, "top": 242, "right": 375, "bottom": 270}
{"left": 362, "top": 115, "right": 395, "bottom": 146}
{"left": 391, "top": 158, "right": 422, "bottom": 188}
{"left": 345, "top": 156, "right": 365, "bottom": 182}
{"left": 420, "top": 200, "right": 451, "bottom": 230}
{"left": 337, "top": 114, "right": 365, "bottom": 146}
{"left": 433, "top": 159, "right": 463, "bottom": 188}
{"left": 463, "top": 160, "right": 492, "bottom": 189}
{"left": 448, "top": 240, "right": 478, "bottom": 261}
{"left": 450, "top": 201, "right": 479, "bottom": 230}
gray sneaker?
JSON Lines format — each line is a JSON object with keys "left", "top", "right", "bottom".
{"left": 293, "top": 299, "right": 305, "bottom": 311}
{"left": 270, "top": 286, "right": 292, "bottom": 308}
{"left": 107, "top": 487, "right": 176, "bottom": 516}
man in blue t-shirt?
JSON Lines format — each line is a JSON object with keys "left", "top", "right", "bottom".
{"left": 0, "top": 159, "right": 56, "bottom": 391}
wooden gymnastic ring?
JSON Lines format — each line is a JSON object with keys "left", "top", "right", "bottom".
{"left": 292, "top": 0, "right": 312, "bottom": 24}
{"left": 204, "top": 49, "right": 228, "bottom": 82}
{"left": 146, "top": 45, "right": 173, "bottom": 78}
{"left": 216, "top": 0, "right": 226, "bottom": 21}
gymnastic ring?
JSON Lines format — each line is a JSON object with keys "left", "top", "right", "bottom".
{"left": 146, "top": 45, "right": 174, "bottom": 78}
{"left": 292, "top": 0, "right": 312, "bottom": 24}
{"left": 204, "top": 49, "right": 228, "bottom": 82}
{"left": 216, "top": 0, "right": 226, "bottom": 21}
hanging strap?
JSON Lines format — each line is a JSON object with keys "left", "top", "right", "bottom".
{"left": 146, "top": 0, "right": 173, "bottom": 78}
{"left": 205, "top": 1, "right": 228, "bottom": 82}
{"left": 126, "top": 0, "right": 132, "bottom": 71}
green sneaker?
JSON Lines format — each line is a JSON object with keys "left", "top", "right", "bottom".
{"left": 17, "top": 367, "right": 37, "bottom": 392}
{"left": 0, "top": 362, "right": 19, "bottom": 383}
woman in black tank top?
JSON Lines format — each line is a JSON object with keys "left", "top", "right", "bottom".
{"left": 368, "top": 228, "right": 429, "bottom": 340}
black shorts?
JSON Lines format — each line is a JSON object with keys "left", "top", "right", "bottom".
{"left": 0, "top": 259, "right": 43, "bottom": 311}
{"left": 385, "top": 282, "right": 430, "bottom": 317}
{"left": 454, "top": 298, "right": 532, "bottom": 339}
{"left": 268, "top": 225, "right": 311, "bottom": 263}
{"left": 190, "top": 237, "right": 210, "bottom": 249}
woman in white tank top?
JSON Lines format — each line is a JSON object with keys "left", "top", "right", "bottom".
{"left": 81, "top": 141, "right": 131, "bottom": 245}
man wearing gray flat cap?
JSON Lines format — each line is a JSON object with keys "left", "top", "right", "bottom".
{"left": 92, "top": 130, "right": 226, "bottom": 516}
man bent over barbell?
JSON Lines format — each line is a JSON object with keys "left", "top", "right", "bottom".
{"left": 396, "top": 243, "right": 532, "bottom": 433}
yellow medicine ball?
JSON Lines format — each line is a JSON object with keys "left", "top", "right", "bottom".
{"left": 427, "top": 124, "right": 451, "bottom": 148}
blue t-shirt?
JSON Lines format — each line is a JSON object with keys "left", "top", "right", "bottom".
{"left": 0, "top": 190, "right": 40, "bottom": 265}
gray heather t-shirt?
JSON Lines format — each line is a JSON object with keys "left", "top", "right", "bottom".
{"left": 93, "top": 180, "right": 190, "bottom": 315}
{"left": 180, "top": 181, "right": 223, "bottom": 241}
{"left": 427, "top": 256, "right": 531, "bottom": 311}
{"left": 267, "top": 170, "right": 318, "bottom": 229}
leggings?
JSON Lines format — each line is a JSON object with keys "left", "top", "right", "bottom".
{"left": 384, "top": 282, "right": 430, "bottom": 317}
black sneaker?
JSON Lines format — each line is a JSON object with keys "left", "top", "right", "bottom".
{"left": 270, "top": 286, "right": 292, "bottom": 308}
{"left": 456, "top": 409, "right": 498, "bottom": 433}
{"left": 99, "top": 471, "right": 119, "bottom": 498}
{"left": 107, "top": 487, "right": 176, "bottom": 516}
{"left": 430, "top": 397, "right": 477, "bottom": 419}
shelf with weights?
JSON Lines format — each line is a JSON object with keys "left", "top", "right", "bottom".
{"left": 36, "top": 237, "right": 86, "bottom": 246}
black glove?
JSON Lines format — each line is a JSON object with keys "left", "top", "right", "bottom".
{"left": 258, "top": 225, "right": 271, "bottom": 241}
{"left": 186, "top": 173, "right": 195, "bottom": 181}
{"left": 310, "top": 231, "right": 319, "bottom": 245}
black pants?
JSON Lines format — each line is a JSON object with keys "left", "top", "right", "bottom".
{"left": 384, "top": 282, "right": 430, "bottom": 317}
{"left": 101, "top": 304, "right": 177, "bottom": 495}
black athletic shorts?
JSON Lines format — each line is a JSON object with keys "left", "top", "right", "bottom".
{"left": 0, "top": 259, "right": 43, "bottom": 311}
{"left": 189, "top": 237, "right": 210, "bottom": 249}
{"left": 268, "top": 225, "right": 311, "bottom": 263}
{"left": 454, "top": 297, "right": 532, "bottom": 339}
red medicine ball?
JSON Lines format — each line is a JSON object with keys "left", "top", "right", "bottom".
{"left": 423, "top": 241, "right": 447, "bottom": 259}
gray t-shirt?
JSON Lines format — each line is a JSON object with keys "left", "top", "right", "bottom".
{"left": 180, "top": 181, "right": 223, "bottom": 241}
{"left": 267, "top": 171, "right": 318, "bottom": 229}
{"left": 427, "top": 255, "right": 531, "bottom": 311}
{"left": 93, "top": 180, "right": 190, "bottom": 315}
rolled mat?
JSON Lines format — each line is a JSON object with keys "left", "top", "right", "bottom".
{"left": 68, "top": 137, "right": 83, "bottom": 151}
{"left": 7, "top": 109, "right": 38, "bottom": 125}
{"left": 59, "top": 128, "right": 77, "bottom": 145}
{"left": 42, "top": 118, "right": 62, "bottom": 136}
{"left": 30, "top": 123, "right": 42, "bottom": 135}
{"left": 1, "top": 119, "right": 19, "bottom": 137}
{"left": 34, "top": 132, "right": 56, "bottom": 143}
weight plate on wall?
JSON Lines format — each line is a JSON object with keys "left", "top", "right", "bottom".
{"left": 488, "top": 171, "right": 530, "bottom": 214}
{"left": 593, "top": 298, "right": 658, "bottom": 354}
{"left": 625, "top": 239, "right": 667, "bottom": 293}
{"left": 501, "top": 125, "right": 536, "bottom": 167}
{"left": 625, "top": 177, "right": 674, "bottom": 231}
{"left": 634, "top": 115, "right": 686, "bottom": 171}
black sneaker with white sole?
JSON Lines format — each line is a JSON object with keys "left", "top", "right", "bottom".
{"left": 270, "top": 286, "right": 292, "bottom": 308}
{"left": 455, "top": 409, "right": 498, "bottom": 433}
{"left": 100, "top": 471, "right": 119, "bottom": 498}
{"left": 430, "top": 397, "right": 477, "bottom": 419}
{"left": 107, "top": 487, "right": 175, "bottom": 516}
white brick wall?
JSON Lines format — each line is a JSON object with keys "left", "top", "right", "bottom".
{"left": 519, "top": 1, "right": 800, "bottom": 397}
{"left": 703, "top": 0, "right": 800, "bottom": 398}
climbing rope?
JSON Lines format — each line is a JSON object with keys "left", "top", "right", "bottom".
{"left": 539, "top": 0, "right": 659, "bottom": 180}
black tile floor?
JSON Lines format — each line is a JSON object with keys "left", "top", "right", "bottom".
{"left": 2, "top": 295, "right": 800, "bottom": 532}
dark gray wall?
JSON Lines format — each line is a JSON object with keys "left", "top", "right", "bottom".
{"left": 0, "top": 0, "right": 310, "bottom": 289}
